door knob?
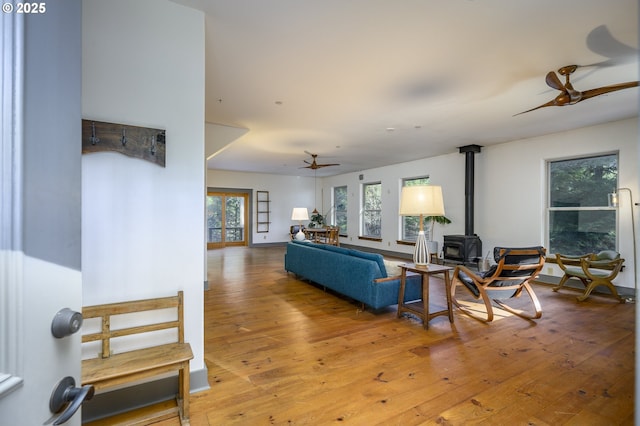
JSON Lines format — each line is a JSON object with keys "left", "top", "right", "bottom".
{"left": 46, "top": 376, "right": 94, "bottom": 425}
{"left": 51, "top": 308, "right": 83, "bottom": 338}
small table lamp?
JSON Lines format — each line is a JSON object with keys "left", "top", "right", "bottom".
{"left": 291, "top": 207, "right": 309, "bottom": 241}
{"left": 399, "top": 185, "right": 445, "bottom": 266}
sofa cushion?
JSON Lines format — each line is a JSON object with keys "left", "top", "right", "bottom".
{"left": 383, "top": 260, "right": 404, "bottom": 277}
{"left": 564, "top": 266, "right": 612, "bottom": 278}
{"left": 289, "top": 240, "right": 387, "bottom": 277}
{"left": 594, "top": 250, "right": 620, "bottom": 261}
{"left": 321, "top": 244, "right": 352, "bottom": 256}
{"left": 349, "top": 250, "right": 387, "bottom": 277}
{"left": 291, "top": 239, "right": 315, "bottom": 246}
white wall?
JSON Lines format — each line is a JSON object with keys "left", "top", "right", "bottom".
{"left": 82, "top": 0, "right": 206, "bottom": 373}
{"left": 322, "top": 152, "right": 467, "bottom": 251}
{"left": 476, "top": 118, "right": 638, "bottom": 289}
{"left": 210, "top": 118, "right": 638, "bottom": 290}
{"left": 207, "top": 170, "right": 316, "bottom": 244}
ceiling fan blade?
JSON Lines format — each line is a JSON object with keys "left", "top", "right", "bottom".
{"left": 513, "top": 99, "right": 558, "bottom": 116}
{"left": 545, "top": 71, "right": 565, "bottom": 91}
{"left": 315, "top": 163, "right": 340, "bottom": 168}
{"left": 303, "top": 159, "right": 312, "bottom": 165}
{"left": 579, "top": 81, "right": 639, "bottom": 101}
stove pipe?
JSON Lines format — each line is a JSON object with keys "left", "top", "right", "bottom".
{"left": 458, "top": 145, "right": 482, "bottom": 236}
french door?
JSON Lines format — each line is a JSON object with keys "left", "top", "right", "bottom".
{"left": 207, "top": 192, "right": 248, "bottom": 249}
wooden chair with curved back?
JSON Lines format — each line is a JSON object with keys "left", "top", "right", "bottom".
{"left": 450, "top": 246, "right": 546, "bottom": 322}
{"left": 326, "top": 226, "right": 340, "bottom": 246}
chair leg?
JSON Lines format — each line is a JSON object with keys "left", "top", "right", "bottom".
{"left": 450, "top": 279, "right": 495, "bottom": 322}
{"left": 552, "top": 274, "right": 571, "bottom": 292}
{"left": 493, "top": 282, "right": 542, "bottom": 320}
{"left": 178, "top": 363, "right": 191, "bottom": 425}
{"left": 577, "top": 279, "right": 624, "bottom": 303}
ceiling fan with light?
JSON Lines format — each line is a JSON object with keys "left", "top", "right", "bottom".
{"left": 515, "top": 64, "right": 639, "bottom": 116}
{"left": 302, "top": 151, "right": 340, "bottom": 169}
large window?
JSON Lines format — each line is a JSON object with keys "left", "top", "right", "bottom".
{"left": 333, "top": 186, "right": 348, "bottom": 235}
{"left": 401, "top": 176, "right": 430, "bottom": 241}
{"left": 548, "top": 154, "right": 618, "bottom": 255}
{"left": 362, "top": 182, "right": 382, "bottom": 238}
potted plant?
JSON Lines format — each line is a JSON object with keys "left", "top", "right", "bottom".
{"left": 425, "top": 215, "right": 451, "bottom": 257}
{"left": 309, "top": 211, "right": 325, "bottom": 228}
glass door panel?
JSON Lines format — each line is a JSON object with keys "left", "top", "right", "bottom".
{"left": 207, "top": 192, "right": 248, "bottom": 249}
{"left": 207, "top": 194, "right": 223, "bottom": 246}
{"left": 225, "top": 196, "right": 245, "bottom": 244}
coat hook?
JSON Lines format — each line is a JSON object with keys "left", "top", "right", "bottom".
{"left": 90, "top": 122, "right": 100, "bottom": 145}
{"left": 121, "top": 128, "right": 127, "bottom": 146}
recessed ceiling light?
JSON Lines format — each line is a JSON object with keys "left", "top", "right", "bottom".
{"left": 386, "top": 127, "right": 395, "bottom": 131}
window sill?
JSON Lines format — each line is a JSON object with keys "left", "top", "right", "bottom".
{"left": 396, "top": 240, "right": 416, "bottom": 246}
{"left": 358, "top": 236, "right": 382, "bottom": 242}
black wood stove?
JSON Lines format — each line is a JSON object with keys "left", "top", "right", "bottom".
{"left": 443, "top": 145, "right": 482, "bottom": 265}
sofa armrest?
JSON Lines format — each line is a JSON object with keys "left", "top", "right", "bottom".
{"left": 373, "top": 271, "right": 419, "bottom": 283}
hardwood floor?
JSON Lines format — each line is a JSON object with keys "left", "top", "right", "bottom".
{"left": 158, "top": 246, "right": 634, "bottom": 425}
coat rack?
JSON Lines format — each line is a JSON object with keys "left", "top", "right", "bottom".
{"left": 82, "top": 119, "right": 166, "bottom": 167}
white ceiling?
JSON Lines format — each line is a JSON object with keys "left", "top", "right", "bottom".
{"left": 176, "top": 0, "right": 639, "bottom": 177}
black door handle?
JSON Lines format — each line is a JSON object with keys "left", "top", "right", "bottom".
{"left": 46, "top": 376, "right": 94, "bottom": 425}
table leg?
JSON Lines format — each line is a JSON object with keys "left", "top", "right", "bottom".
{"left": 443, "top": 270, "right": 454, "bottom": 323}
{"left": 397, "top": 269, "right": 407, "bottom": 318}
{"left": 422, "top": 273, "right": 430, "bottom": 329}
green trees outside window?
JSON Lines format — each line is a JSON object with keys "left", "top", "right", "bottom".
{"left": 333, "top": 185, "right": 348, "bottom": 234}
{"left": 548, "top": 154, "right": 618, "bottom": 255}
{"left": 362, "top": 182, "right": 381, "bottom": 237}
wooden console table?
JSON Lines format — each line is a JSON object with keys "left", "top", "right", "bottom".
{"left": 397, "top": 263, "right": 454, "bottom": 329}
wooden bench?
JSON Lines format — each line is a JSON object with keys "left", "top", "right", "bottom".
{"left": 81, "top": 291, "right": 193, "bottom": 425}
{"left": 553, "top": 251, "right": 625, "bottom": 302}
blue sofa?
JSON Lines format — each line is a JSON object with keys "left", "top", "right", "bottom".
{"left": 284, "top": 240, "right": 422, "bottom": 309}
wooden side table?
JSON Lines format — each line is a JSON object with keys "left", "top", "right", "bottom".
{"left": 397, "top": 263, "right": 454, "bottom": 329}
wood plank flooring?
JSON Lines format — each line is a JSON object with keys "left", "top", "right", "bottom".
{"left": 157, "top": 246, "right": 634, "bottom": 425}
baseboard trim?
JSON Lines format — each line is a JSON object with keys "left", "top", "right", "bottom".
{"left": 250, "top": 241, "right": 288, "bottom": 248}
{"left": 82, "top": 366, "right": 209, "bottom": 423}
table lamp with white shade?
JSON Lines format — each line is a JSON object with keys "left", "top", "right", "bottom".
{"left": 399, "top": 185, "right": 445, "bottom": 267}
{"left": 291, "top": 207, "right": 309, "bottom": 241}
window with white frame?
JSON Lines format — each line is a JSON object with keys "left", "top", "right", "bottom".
{"left": 362, "top": 182, "right": 381, "bottom": 238}
{"left": 333, "top": 185, "right": 347, "bottom": 235}
{"left": 548, "top": 153, "right": 618, "bottom": 255}
{"left": 401, "top": 176, "right": 430, "bottom": 241}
